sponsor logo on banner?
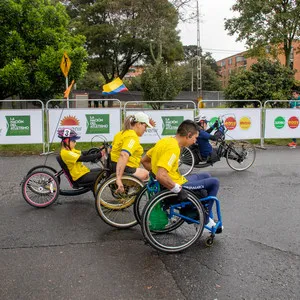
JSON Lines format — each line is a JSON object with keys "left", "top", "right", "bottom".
{"left": 288, "top": 116, "right": 299, "bottom": 129}
{"left": 60, "top": 115, "right": 82, "bottom": 134}
{"left": 224, "top": 116, "right": 236, "bottom": 130}
{"left": 239, "top": 116, "right": 251, "bottom": 130}
{"left": 60, "top": 115, "right": 80, "bottom": 125}
{"left": 86, "top": 114, "right": 110, "bottom": 134}
{"left": 274, "top": 116, "right": 285, "bottom": 129}
{"left": 162, "top": 116, "right": 184, "bottom": 135}
{"left": 6, "top": 116, "right": 31, "bottom": 136}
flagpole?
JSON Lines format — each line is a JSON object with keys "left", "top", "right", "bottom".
{"left": 66, "top": 76, "right": 69, "bottom": 108}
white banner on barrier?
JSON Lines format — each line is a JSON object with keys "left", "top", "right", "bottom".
{"left": 0, "top": 110, "right": 43, "bottom": 144}
{"left": 265, "top": 108, "right": 300, "bottom": 138}
{"left": 198, "top": 108, "right": 261, "bottom": 139}
{"left": 48, "top": 108, "right": 121, "bottom": 142}
{"left": 126, "top": 110, "right": 194, "bottom": 143}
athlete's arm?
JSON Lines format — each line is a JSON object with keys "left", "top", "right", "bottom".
{"left": 141, "top": 154, "right": 152, "bottom": 171}
{"left": 115, "top": 151, "right": 130, "bottom": 193}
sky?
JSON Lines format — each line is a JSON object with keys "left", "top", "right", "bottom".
{"left": 178, "top": 0, "right": 246, "bottom": 61}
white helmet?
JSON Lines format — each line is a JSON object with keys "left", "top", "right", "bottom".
{"left": 194, "top": 115, "right": 208, "bottom": 124}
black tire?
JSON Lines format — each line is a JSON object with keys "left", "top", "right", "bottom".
{"left": 226, "top": 140, "right": 256, "bottom": 171}
{"left": 21, "top": 170, "right": 59, "bottom": 208}
{"left": 95, "top": 175, "right": 144, "bottom": 228}
{"left": 141, "top": 190, "right": 205, "bottom": 253}
{"left": 179, "top": 147, "right": 195, "bottom": 176}
{"left": 133, "top": 186, "right": 149, "bottom": 224}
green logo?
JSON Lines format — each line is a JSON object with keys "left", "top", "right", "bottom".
{"left": 86, "top": 114, "right": 110, "bottom": 134}
{"left": 274, "top": 116, "right": 285, "bottom": 129}
{"left": 6, "top": 116, "right": 31, "bottom": 136}
{"left": 162, "top": 116, "right": 184, "bottom": 135}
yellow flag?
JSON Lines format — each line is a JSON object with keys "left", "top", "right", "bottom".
{"left": 64, "top": 80, "right": 75, "bottom": 98}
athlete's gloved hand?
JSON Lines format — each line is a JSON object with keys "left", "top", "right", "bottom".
{"left": 213, "top": 120, "right": 219, "bottom": 128}
{"left": 177, "top": 189, "right": 188, "bottom": 202}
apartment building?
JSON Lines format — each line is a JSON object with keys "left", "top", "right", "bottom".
{"left": 217, "top": 41, "right": 300, "bottom": 88}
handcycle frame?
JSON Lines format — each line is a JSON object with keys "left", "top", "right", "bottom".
{"left": 21, "top": 136, "right": 112, "bottom": 207}
{"left": 180, "top": 116, "right": 256, "bottom": 172}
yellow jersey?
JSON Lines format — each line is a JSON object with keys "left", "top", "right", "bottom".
{"left": 60, "top": 148, "right": 90, "bottom": 181}
{"left": 146, "top": 137, "right": 187, "bottom": 185}
{"left": 110, "top": 129, "right": 143, "bottom": 168}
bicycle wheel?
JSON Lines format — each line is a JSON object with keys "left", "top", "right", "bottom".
{"left": 141, "top": 191, "right": 205, "bottom": 253}
{"left": 26, "top": 165, "right": 61, "bottom": 184}
{"left": 22, "top": 170, "right": 59, "bottom": 208}
{"left": 226, "top": 140, "right": 256, "bottom": 171}
{"left": 179, "top": 146, "right": 195, "bottom": 176}
{"left": 133, "top": 185, "right": 149, "bottom": 224}
{"left": 95, "top": 175, "right": 144, "bottom": 228}
{"left": 92, "top": 169, "right": 110, "bottom": 196}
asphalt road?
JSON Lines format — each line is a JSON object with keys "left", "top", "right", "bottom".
{"left": 0, "top": 146, "right": 299, "bottom": 300}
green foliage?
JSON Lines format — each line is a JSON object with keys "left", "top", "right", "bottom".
{"left": 141, "top": 63, "right": 184, "bottom": 109}
{"left": 76, "top": 71, "right": 105, "bottom": 90}
{"left": 0, "top": 0, "right": 87, "bottom": 101}
{"left": 65, "top": 0, "right": 183, "bottom": 83}
{"left": 225, "top": 0, "right": 300, "bottom": 67}
{"left": 224, "top": 59, "right": 295, "bottom": 107}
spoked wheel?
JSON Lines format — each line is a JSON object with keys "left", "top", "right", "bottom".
{"left": 226, "top": 140, "right": 256, "bottom": 171}
{"left": 26, "top": 165, "right": 61, "bottom": 184}
{"left": 179, "top": 146, "right": 195, "bottom": 176}
{"left": 133, "top": 186, "right": 150, "bottom": 224}
{"left": 21, "top": 170, "right": 59, "bottom": 208}
{"left": 92, "top": 169, "right": 110, "bottom": 196}
{"left": 95, "top": 175, "right": 144, "bottom": 228}
{"left": 141, "top": 190, "right": 205, "bottom": 253}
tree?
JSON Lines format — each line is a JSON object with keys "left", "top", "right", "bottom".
{"left": 65, "top": 0, "right": 183, "bottom": 83}
{"left": 0, "top": 0, "right": 87, "bottom": 102}
{"left": 225, "top": 0, "right": 300, "bottom": 67}
{"left": 141, "top": 62, "right": 184, "bottom": 109}
{"left": 224, "top": 59, "right": 295, "bottom": 107}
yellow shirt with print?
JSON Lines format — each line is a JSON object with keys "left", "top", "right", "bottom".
{"left": 110, "top": 129, "right": 143, "bottom": 168}
{"left": 60, "top": 148, "right": 90, "bottom": 181}
{"left": 146, "top": 137, "right": 187, "bottom": 185}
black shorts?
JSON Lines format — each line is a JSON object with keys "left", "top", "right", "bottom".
{"left": 110, "top": 161, "right": 136, "bottom": 174}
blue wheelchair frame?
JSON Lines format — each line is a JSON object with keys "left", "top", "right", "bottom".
{"left": 144, "top": 175, "right": 223, "bottom": 246}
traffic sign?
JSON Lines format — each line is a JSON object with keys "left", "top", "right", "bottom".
{"left": 60, "top": 52, "right": 72, "bottom": 77}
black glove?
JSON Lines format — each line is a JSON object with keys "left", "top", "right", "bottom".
{"left": 177, "top": 189, "right": 189, "bottom": 202}
{"left": 213, "top": 120, "right": 219, "bottom": 128}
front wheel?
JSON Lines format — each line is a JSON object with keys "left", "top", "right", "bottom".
{"left": 226, "top": 140, "right": 256, "bottom": 171}
{"left": 21, "top": 170, "right": 59, "bottom": 208}
{"left": 95, "top": 175, "right": 144, "bottom": 228}
{"left": 179, "top": 146, "right": 195, "bottom": 176}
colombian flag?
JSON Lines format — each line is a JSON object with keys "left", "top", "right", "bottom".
{"left": 102, "top": 77, "right": 128, "bottom": 95}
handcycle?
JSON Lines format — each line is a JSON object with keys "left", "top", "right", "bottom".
{"left": 180, "top": 117, "right": 256, "bottom": 172}
{"left": 133, "top": 173, "right": 223, "bottom": 253}
{"left": 21, "top": 136, "right": 112, "bottom": 208}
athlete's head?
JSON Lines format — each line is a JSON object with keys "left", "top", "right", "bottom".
{"left": 123, "top": 112, "right": 154, "bottom": 136}
{"left": 57, "top": 128, "right": 80, "bottom": 150}
{"left": 176, "top": 120, "right": 199, "bottom": 147}
{"left": 194, "top": 114, "right": 208, "bottom": 129}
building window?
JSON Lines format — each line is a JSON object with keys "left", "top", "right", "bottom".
{"left": 236, "top": 56, "right": 245, "bottom": 63}
{"left": 221, "top": 60, "right": 226, "bottom": 67}
{"left": 228, "top": 58, "right": 232, "bottom": 65}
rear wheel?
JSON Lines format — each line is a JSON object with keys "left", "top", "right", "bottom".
{"left": 26, "top": 165, "right": 61, "bottom": 184}
{"left": 21, "top": 171, "right": 59, "bottom": 208}
{"left": 226, "top": 140, "right": 256, "bottom": 171}
{"left": 141, "top": 190, "right": 205, "bottom": 253}
{"left": 179, "top": 146, "right": 195, "bottom": 176}
{"left": 95, "top": 175, "right": 144, "bottom": 228}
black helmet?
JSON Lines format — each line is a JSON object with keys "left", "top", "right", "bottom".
{"left": 57, "top": 128, "right": 80, "bottom": 141}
